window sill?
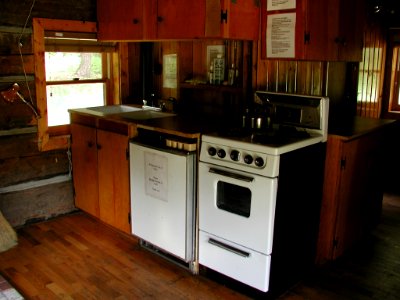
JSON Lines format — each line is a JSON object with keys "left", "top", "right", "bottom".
{"left": 38, "top": 134, "right": 70, "bottom": 151}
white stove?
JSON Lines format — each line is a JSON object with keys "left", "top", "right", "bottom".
{"left": 198, "top": 92, "right": 329, "bottom": 294}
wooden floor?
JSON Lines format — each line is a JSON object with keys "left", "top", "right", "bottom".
{"left": 278, "top": 193, "right": 400, "bottom": 300}
{"left": 0, "top": 194, "right": 399, "bottom": 299}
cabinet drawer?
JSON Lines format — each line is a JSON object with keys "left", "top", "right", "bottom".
{"left": 199, "top": 230, "right": 271, "bottom": 292}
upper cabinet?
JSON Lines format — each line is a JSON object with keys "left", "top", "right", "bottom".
{"left": 97, "top": 0, "right": 260, "bottom": 41}
{"left": 97, "top": 0, "right": 206, "bottom": 40}
{"left": 205, "top": 0, "right": 260, "bottom": 40}
{"left": 262, "top": 0, "right": 365, "bottom": 61}
{"left": 304, "top": 0, "right": 365, "bottom": 61}
{"left": 97, "top": 0, "right": 144, "bottom": 40}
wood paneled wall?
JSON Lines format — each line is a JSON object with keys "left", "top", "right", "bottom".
{"left": 256, "top": 59, "right": 327, "bottom": 96}
{"left": 255, "top": 43, "right": 358, "bottom": 123}
{"left": 125, "top": 40, "right": 251, "bottom": 118}
{"left": 0, "top": 0, "right": 96, "bottom": 227}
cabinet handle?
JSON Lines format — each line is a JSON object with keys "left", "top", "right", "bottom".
{"left": 334, "top": 37, "right": 346, "bottom": 46}
{"left": 157, "top": 16, "right": 163, "bottom": 23}
{"left": 221, "top": 10, "right": 228, "bottom": 23}
{"left": 208, "top": 238, "right": 250, "bottom": 257}
{"left": 97, "top": 144, "right": 102, "bottom": 150}
{"left": 209, "top": 167, "right": 254, "bottom": 182}
{"left": 132, "top": 18, "right": 139, "bottom": 24}
{"left": 87, "top": 141, "right": 94, "bottom": 148}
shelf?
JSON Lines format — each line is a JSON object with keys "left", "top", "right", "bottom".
{"left": 179, "top": 82, "right": 243, "bottom": 93}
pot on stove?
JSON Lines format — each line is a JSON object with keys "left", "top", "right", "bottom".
{"left": 242, "top": 108, "right": 273, "bottom": 131}
{"left": 251, "top": 116, "right": 271, "bottom": 130}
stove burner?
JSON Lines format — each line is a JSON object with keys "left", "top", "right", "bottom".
{"left": 217, "top": 127, "right": 250, "bottom": 138}
{"left": 251, "top": 126, "right": 310, "bottom": 146}
{"left": 217, "top": 125, "right": 311, "bottom": 146}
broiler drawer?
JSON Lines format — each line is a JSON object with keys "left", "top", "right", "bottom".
{"left": 199, "top": 230, "right": 271, "bottom": 292}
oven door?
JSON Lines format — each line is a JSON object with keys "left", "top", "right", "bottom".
{"left": 198, "top": 162, "right": 278, "bottom": 255}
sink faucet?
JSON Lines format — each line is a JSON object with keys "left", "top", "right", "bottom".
{"left": 142, "top": 99, "right": 161, "bottom": 111}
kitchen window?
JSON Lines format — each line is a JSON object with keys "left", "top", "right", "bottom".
{"left": 389, "top": 45, "right": 400, "bottom": 111}
{"left": 356, "top": 24, "right": 386, "bottom": 118}
{"left": 45, "top": 52, "right": 105, "bottom": 127}
{"left": 357, "top": 47, "right": 384, "bottom": 103}
{"left": 33, "top": 18, "right": 118, "bottom": 151}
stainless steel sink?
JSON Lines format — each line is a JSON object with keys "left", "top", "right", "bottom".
{"left": 120, "top": 110, "right": 176, "bottom": 121}
{"left": 84, "top": 105, "right": 142, "bottom": 115}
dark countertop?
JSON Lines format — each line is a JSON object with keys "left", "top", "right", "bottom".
{"left": 328, "top": 116, "right": 397, "bottom": 140}
{"left": 69, "top": 106, "right": 225, "bottom": 139}
{"left": 71, "top": 106, "right": 398, "bottom": 141}
{"left": 135, "top": 114, "right": 223, "bottom": 137}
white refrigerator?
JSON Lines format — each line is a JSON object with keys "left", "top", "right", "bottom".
{"left": 129, "top": 141, "right": 196, "bottom": 262}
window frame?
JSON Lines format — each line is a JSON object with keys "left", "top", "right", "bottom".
{"left": 356, "top": 24, "right": 386, "bottom": 119}
{"left": 381, "top": 29, "right": 400, "bottom": 119}
{"left": 389, "top": 45, "right": 400, "bottom": 111}
{"left": 357, "top": 47, "right": 384, "bottom": 104}
{"left": 45, "top": 52, "right": 108, "bottom": 128}
{"left": 33, "top": 18, "right": 120, "bottom": 151}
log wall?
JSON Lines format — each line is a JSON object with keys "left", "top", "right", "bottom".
{"left": 0, "top": 0, "right": 96, "bottom": 227}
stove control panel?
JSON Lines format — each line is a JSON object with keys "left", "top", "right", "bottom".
{"left": 201, "top": 143, "right": 280, "bottom": 178}
{"left": 206, "top": 145, "right": 267, "bottom": 168}
{"left": 200, "top": 137, "right": 280, "bottom": 177}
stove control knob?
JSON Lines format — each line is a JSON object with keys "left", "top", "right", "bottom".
{"left": 255, "top": 157, "right": 265, "bottom": 167}
{"left": 244, "top": 154, "right": 253, "bottom": 165}
{"left": 217, "top": 149, "right": 226, "bottom": 158}
{"left": 230, "top": 150, "right": 240, "bottom": 161}
{"left": 208, "top": 147, "right": 217, "bottom": 156}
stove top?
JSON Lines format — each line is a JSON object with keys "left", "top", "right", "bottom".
{"left": 214, "top": 125, "right": 312, "bottom": 146}
{"left": 199, "top": 92, "right": 328, "bottom": 174}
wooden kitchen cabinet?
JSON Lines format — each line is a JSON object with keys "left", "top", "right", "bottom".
{"left": 70, "top": 124, "right": 99, "bottom": 217}
{"left": 97, "top": 0, "right": 260, "bottom": 41}
{"left": 97, "top": 0, "right": 206, "bottom": 40}
{"left": 97, "top": 0, "right": 144, "bottom": 40}
{"left": 205, "top": 0, "right": 260, "bottom": 40}
{"left": 71, "top": 123, "right": 131, "bottom": 234}
{"left": 262, "top": 0, "right": 364, "bottom": 61}
{"left": 304, "top": 0, "right": 365, "bottom": 61}
{"left": 316, "top": 119, "right": 393, "bottom": 263}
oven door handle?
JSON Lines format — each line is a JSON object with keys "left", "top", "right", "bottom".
{"left": 208, "top": 168, "right": 254, "bottom": 182}
{"left": 208, "top": 238, "right": 250, "bottom": 257}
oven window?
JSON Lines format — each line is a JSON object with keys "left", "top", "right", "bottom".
{"left": 216, "top": 181, "right": 251, "bottom": 217}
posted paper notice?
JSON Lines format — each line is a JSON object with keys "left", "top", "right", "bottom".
{"left": 144, "top": 152, "right": 168, "bottom": 201}
{"left": 267, "top": 0, "right": 296, "bottom": 11}
{"left": 163, "top": 54, "right": 177, "bottom": 89}
{"left": 266, "top": 13, "right": 296, "bottom": 58}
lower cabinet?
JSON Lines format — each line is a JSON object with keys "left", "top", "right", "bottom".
{"left": 71, "top": 123, "right": 131, "bottom": 234}
{"left": 316, "top": 125, "right": 389, "bottom": 263}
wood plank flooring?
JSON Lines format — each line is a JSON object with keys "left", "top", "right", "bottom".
{"left": 0, "top": 212, "right": 250, "bottom": 299}
{"left": 0, "top": 194, "right": 399, "bottom": 299}
{"left": 278, "top": 193, "right": 400, "bottom": 300}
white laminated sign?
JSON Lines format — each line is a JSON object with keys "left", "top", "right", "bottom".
{"left": 144, "top": 152, "right": 168, "bottom": 201}
{"left": 266, "top": 12, "right": 296, "bottom": 58}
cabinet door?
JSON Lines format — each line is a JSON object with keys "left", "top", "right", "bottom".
{"left": 206, "top": 0, "right": 260, "bottom": 40}
{"left": 97, "top": 0, "right": 144, "bottom": 40}
{"left": 222, "top": 0, "right": 260, "bottom": 40}
{"left": 156, "top": 0, "right": 206, "bottom": 39}
{"left": 333, "top": 132, "right": 383, "bottom": 259}
{"left": 262, "top": 0, "right": 364, "bottom": 61}
{"left": 305, "top": 0, "right": 364, "bottom": 61}
{"left": 335, "top": 0, "right": 364, "bottom": 61}
{"left": 303, "top": 0, "right": 331, "bottom": 60}
{"left": 97, "top": 130, "right": 131, "bottom": 234}
{"left": 71, "top": 124, "right": 99, "bottom": 217}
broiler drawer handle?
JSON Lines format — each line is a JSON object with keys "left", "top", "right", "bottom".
{"left": 208, "top": 238, "right": 250, "bottom": 257}
{"left": 208, "top": 168, "right": 254, "bottom": 182}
